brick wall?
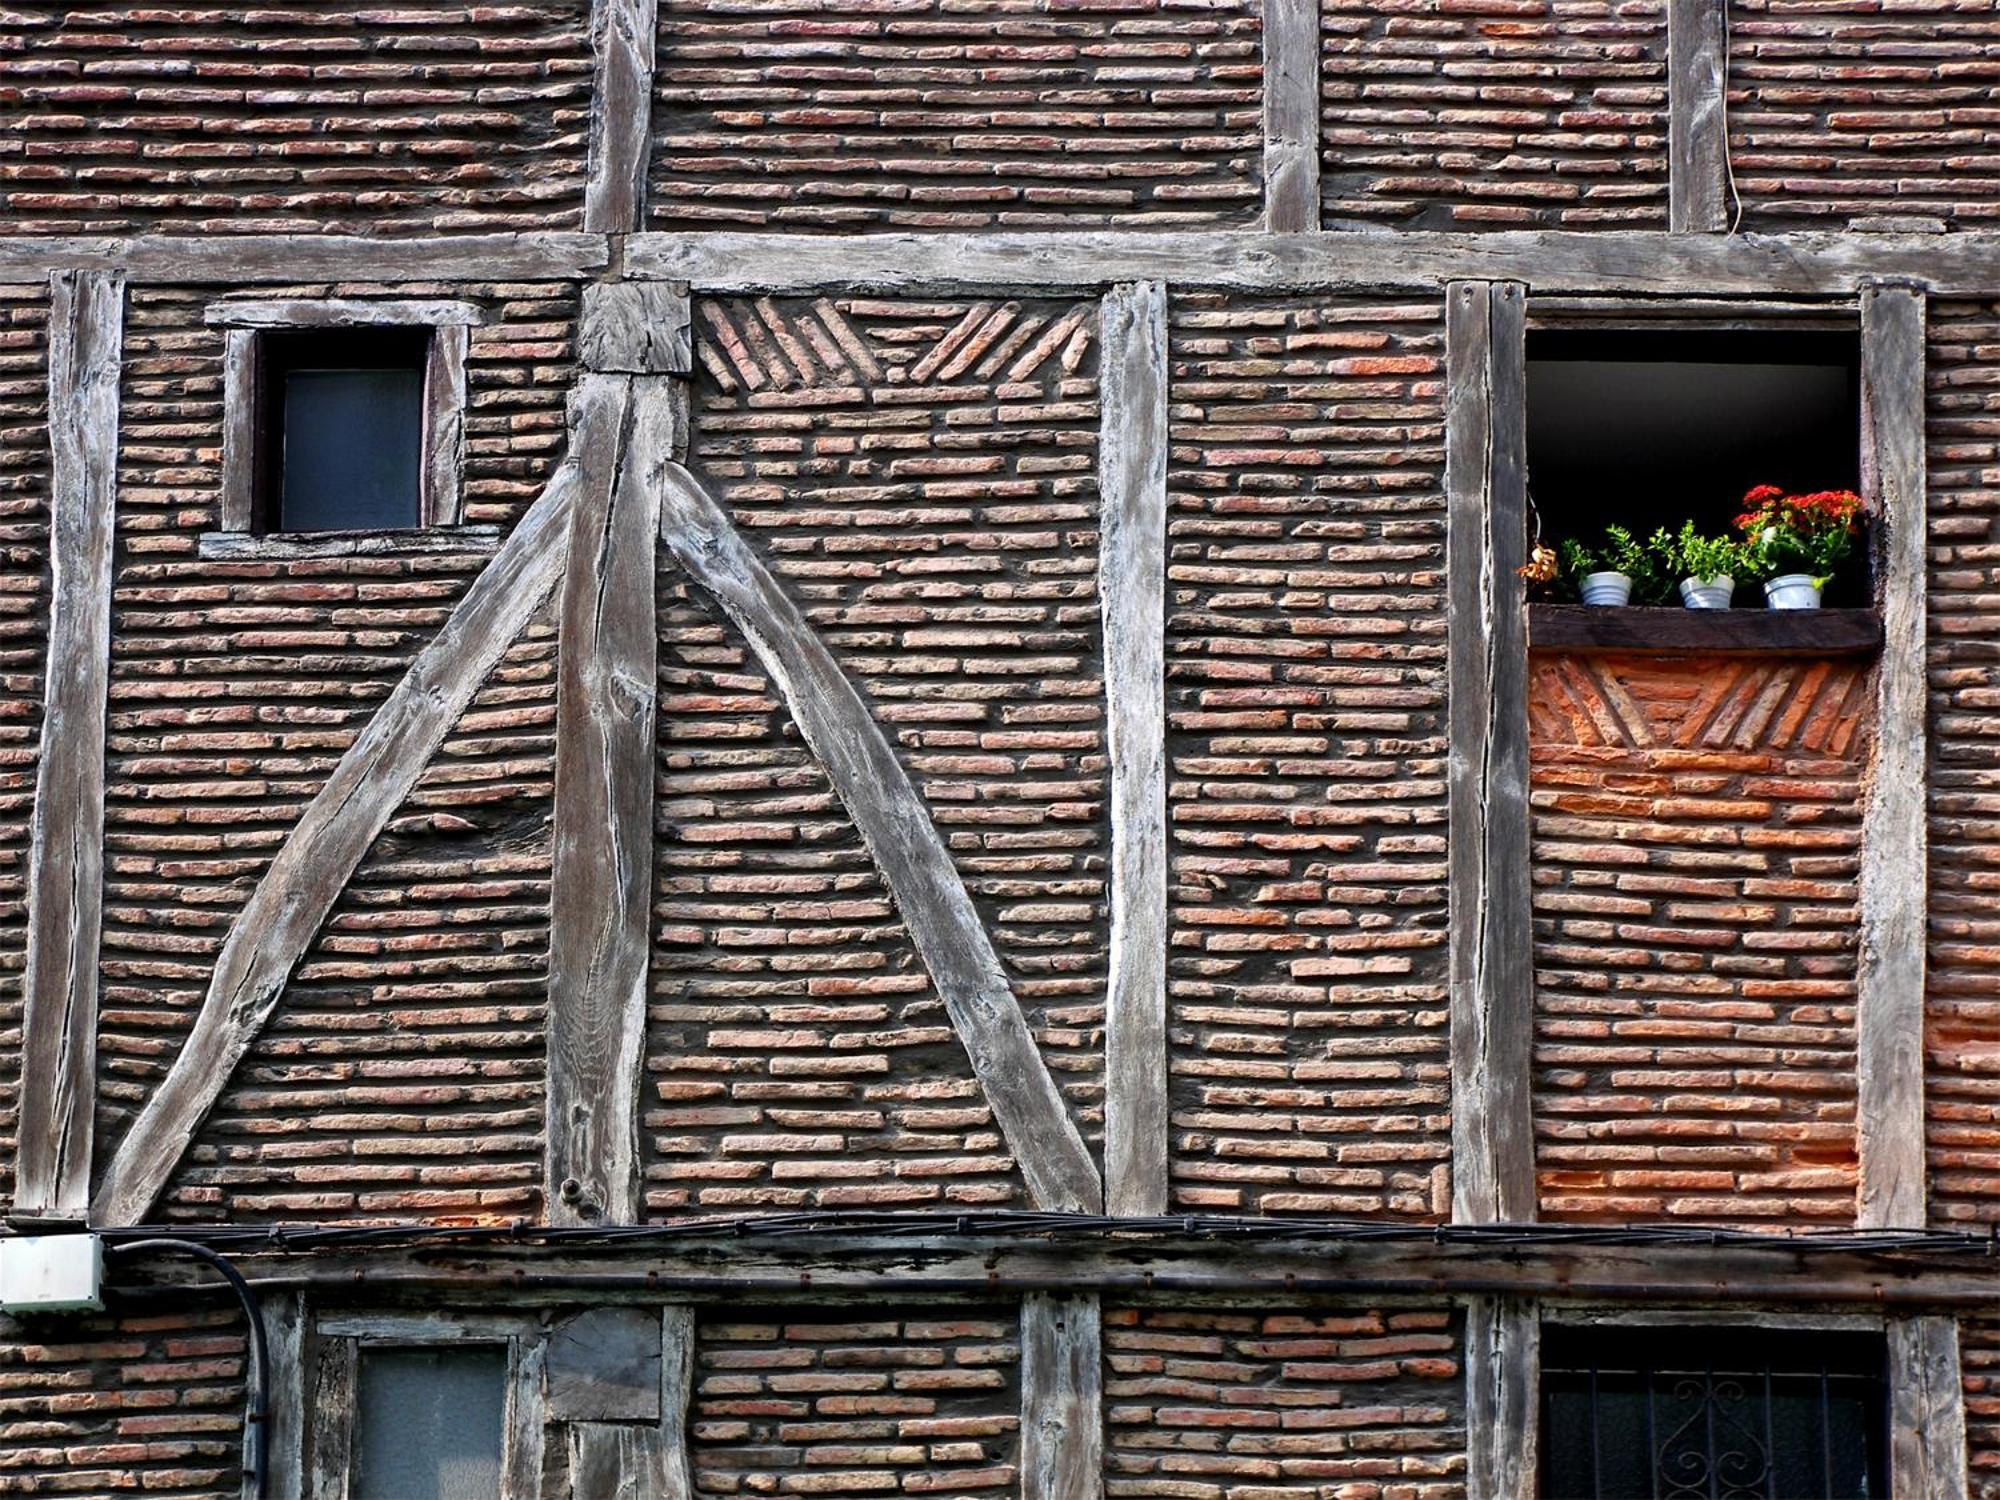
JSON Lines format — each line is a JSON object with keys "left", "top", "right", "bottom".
{"left": 1165, "top": 294, "right": 1450, "bottom": 1217}
{"left": 690, "top": 1308, "right": 1019, "bottom": 1497}
{"left": 645, "top": 296, "right": 1103, "bottom": 1213}
{"left": 2, "top": 3, "right": 592, "bottom": 235}
{"left": 1319, "top": 0, "right": 1668, "bottom": 229}
{"left": 94, "top": 283, "right": 577, "bottom": 1222}
{"left": 649, "top": 0, "right": 1262, "bottom": 230}
{"left": 1728, "top": 0, "right": 2000, "bottom": 232}
{"left": 0, "top": 1304, "right": 244, "bottom": 1499}
{"left": 1530, "top": 651, "right": 1867, "bottom": 1224}
{"left": 1103, "top": 1302, "right": 1465, "bottom": 1499}
{"left": 1971, "top": 1317, "right": 2000, "bottom": 1498}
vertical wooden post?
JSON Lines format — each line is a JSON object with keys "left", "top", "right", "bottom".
{"left": 1668, "top": 0, "right": 1731, "bottom": 233}
{"left": 1445, "top": 280, "right": 1535, "bottom": 1228}
{"left": 1888, "top": 1315, "right": 1967, "bottom": 1497}
{"left": 1856, "top": 282, "right": 1928, "bottom": 1230}
{"left": 582, "top": 0, "right": 658, "bottom": 232}
{"left": 15, "top": 269, "right": 122, "bottom": 1220}
{"left": 253, "top": 1292, "right": 307, "bottom": 1500}
{"left": 1262, "top": 0, "right": 1321, "bottom": 232}
{"left": 1099, "top": 282, "right": 1170, "bottom": 1216}
{"left": 1020, "top": 1293, "right": 1103, "bottom": 1500}
{"left": 1464, "top": 1296, "right": 1539, "bottom": 1500}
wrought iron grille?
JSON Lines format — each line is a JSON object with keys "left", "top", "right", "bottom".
{"left": 1540, "top": 1325, "right": 1888, "bottom": 1499}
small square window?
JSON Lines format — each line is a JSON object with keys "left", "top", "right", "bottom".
{"left": 257, "top": 329, "right": 429, "bottom": 534}
{"left": 353, "top": 1345, "right": 508, "bottom": 1500}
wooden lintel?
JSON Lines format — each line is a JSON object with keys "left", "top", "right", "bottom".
{"left": 582, "top": 0, "right": 657, "bottom": 232}
{"left": 1667, "top": 0, "right": 1731, "bottom": 234}
{"left": 657, "top": 461, "right": 1104, "bottom": 1213}
{"left": 15, "top": 269, "right": 123, "bottom": 1219}
{"left": 90, "top": 380, "right": 627, "bottom": 1227}
{"left": 1445, "top": 280, "right": 1536, "bottom": 1226}
{"left": 1098, "top": 283, "right": 1170, "bottom": 1217}
{"left": 1465, "top": 1296, "right": 1539, "bottom": 1500}
{"left": 0, "top": 234, "right": 610, "bottom": 285}
{"left": 1020, "top": 1293, "right": 1103, "bottom": 1500}
{"left": 1261, "top": 0, "right": 1321, "bottom": 232}
{"left": 546, "top": 374, "right": 668, "bottom": 1226}
{"left": 203, "top": 298, "right": 485, "bottom": 328}
{"left": 579, "top": 281, "right": 692, "bottom": 373}
{"left": 1888, "top": 1315, "right": 1968, "bottom": 1496}
{"left": 1856, "top": 283, "right": 1928, "bottom": 1230}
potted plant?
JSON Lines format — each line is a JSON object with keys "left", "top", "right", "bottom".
{"left": 1561, "top": 524, "right": 1665, "bottom": 607}
{"left": 1651, "top": 521, "right": 1747, "bottom": 610}
{"left": 1735, "top": 485, "right": 1863, "bottom": 610}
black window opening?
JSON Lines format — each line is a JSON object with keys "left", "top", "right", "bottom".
{"left": 255, "top": 328, "right": 430, "bottom": 534}
{"left": 1540, "top": 1324, "right": 1888, "bottom": 1499}
{"left": 353, "top": 1344, "right": 508, "bottom": 1500}
{"left": 1526, "top": 326, "right": 1866, "bottom": 606}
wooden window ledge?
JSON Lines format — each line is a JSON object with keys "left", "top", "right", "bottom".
{"left": 197, "top": 526, "right": 502, "bottom": 562}
{"left": 1528, "top": 604, "right": 1882, "bottom": 656}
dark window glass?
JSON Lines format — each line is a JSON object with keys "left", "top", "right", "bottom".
{"left": 1540, "top": 1325, "right": 1887, "bottom": 1500}
{"left": 353, "top": 1345, "right": 507, "bottom": 1500}
{"left": 257, "top": 330, "right": 428, "bottom": 533}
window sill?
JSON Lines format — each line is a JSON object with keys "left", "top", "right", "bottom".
{"left": 197, "top": 526, "right": 502, "bottom": 562}
{"left": 1528, "top": 604, "right": 1882, "bottom": 656}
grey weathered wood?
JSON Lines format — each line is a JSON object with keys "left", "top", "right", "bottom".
{"left": 90, "top": 379, "right": 629, "bottom": 1227}
{"left": 1888, "top": 1315, "right": 1967, "bottom": 1498}
{"left": 567, "top": 1424, "right": 669, "bottom": 1500}
{"left": 1857, "top": 283, "right": 1929, "bottom": 1231}
{"left": 255, "top": 1292, "right": 306, "bottom": 1500}
{"left": 422, "top": 323, "right": 469, "bottom": 527}
{"left": 582, "top": 0, "right": 657, "bottom": 232}
{"left": 1464, "top": 1295, "right": 1538, "bottom": 1500}
{"left": 220, "top": 328, "right": 257, "bottom": 533}
{"left": 0, "top": 233, "right": 609, "bottom": 285}
{"left": 1098, "top": 283, "right": 1170, "bottom": 1218}
{"left": 1446, "top": 281, "right": 1536, "bottom": 1226}
{"left": 1261, "top": 0, "right": 1321, "bottom": 232}
{"left": 546, "top": 378, "right": 666, "bottom": 1227}
{"left": 1667, "top": 0, "right": 1731, "bottom": 234}
{"left": 15, "top": 269, "right": 123, "bottom": 1220}
{"left": 547, "top": 1308, "right": 664, "bottom": 1422}
{"left": 204, "top": 298, "right": 484, "bottom": 328}
{"left": 306, "top": 1334, "right": 358, "bottom": 1500}
{"left": 1020, "top": 1293, "right": 1103, "bottom": 1500}
{"left": 559, "top": 1308, "right": 694, "bottom": 1500}
{"left": 580, "top": 281, "right": 692, "bottom": 373}
{"left": 660, "top": 1304, "right": 695, "bottom": 1500}
{"left": 502, "top": 1334, "right": 547, "bottom": 1500}
{"left": 658, "top": 461, "right": 1104, "bottom": 1212}
{"left": 197, "top": 526, "right": 503, "bottom": 563}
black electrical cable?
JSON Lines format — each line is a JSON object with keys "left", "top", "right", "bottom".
{"left": 106, "top": 1238, "right": 270, "bottom": 1500}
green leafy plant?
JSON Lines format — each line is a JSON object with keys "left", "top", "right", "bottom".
{"left": 1560, "top": 525, "right": 1672, "bottom": 604}
{"left": 1650, "top": 521, "right": 1748, "bottom": 584}
{"left": 1735, "top": 485, "right": 1863, "bottom": 584}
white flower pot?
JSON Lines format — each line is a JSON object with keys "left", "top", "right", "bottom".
{"left": 1679, "top": 575, "right": 1735, "bottom": 610}
{"left": 1579, "top": 571, "right": 1633, "bottom": 606}
{"left": 1764, "top": 573, "right": 1823, "bottom": 610}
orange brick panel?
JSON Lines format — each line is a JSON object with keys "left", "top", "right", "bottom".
{"left": 1103, "top": 1303, "right": 1466, "bottom": 1499}
{"left": 1165, "top": 294, "right": 1450, "bottom": 1218}
{"left": 1530, "top": 652, "right": 1867, "bottom": 1224}
{"left": 1728, "top": 0, "right": 2000, "bottom": 232}
{"left": 650, "top": 0, "right": 1263, "bottom": 230}
{"left": 690, "top": 1309, "right": 1019, "bottom": 1497}
{"left": 2, "top": 4, "right": 592, "bottom": 235}
{"left": 1319, "top": 0, "right": 1668, "bottom": 230}
{"left": 1970, "top": 1316, "right": 2000, "bottom": 1498}
{"left": 644, "top": 296, "right": 1104, "bottom": 1214}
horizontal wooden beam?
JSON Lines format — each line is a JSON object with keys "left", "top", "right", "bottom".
{"left": 0, "top": 234, "right": 610, "bottom": 285}
{"left": 1528, "top": 604, "right": 1883, "bottom": 656}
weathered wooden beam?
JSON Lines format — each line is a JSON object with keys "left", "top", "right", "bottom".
{"left": 559, "top": 1306, "right": 695, "bottom": 1500}
{"left": 582, "top": 0, "right": 657, "bottom": 232}
{"left": 203, "top": 298, "right": 485, "bottom": 328}
{"left": 657, "top": 462, "right": 1104, "bottom": 1212}
{"left": 1098, "top": 283, "right": 1170, "bottom": 1217}
{"left": 1887, "top": 1315, "right": 1967, "bottom": 1497}
{"left": 0, "top": 234, "right": 609, "bottom": 285}
{"left": 14, "top": 269, "right": 123, "bottom": 1220}
{"left": 1445, "top": 281, "right": 1535, "bottom": 1226}
{"left": 1020, "top": 1293, "right": 1103, "bottom": 1500}
{"left": 546, "top": 377, "right": 669, "bottom": 1227}
{"left": 306, "top": 1335, "right": 357, "bottom": 1500}
{"left": 256, "top": 1292, "right": 306, "bottom": 1500}
{"left": 422, "top": 323, "right": 469, "bottom": 527}
{"left": 1667, "top": 0, "right": 1731, "bottom": 234}
{"left": 1261, "top": 0, "right": 1320, "bottom": 232}
{"left": 1856, "top": 283, "right": 1929, "bottom": 1231}
{"left": 579, "top": 280, "right": 691, "bottom": 373}
{"left": 90, "top": 379, "right": 627, "bottom": 1227}
{"left": 1464, "top": 1296, "right": 1539, "bottom": 1500}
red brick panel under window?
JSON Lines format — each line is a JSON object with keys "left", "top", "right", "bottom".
{"left": 644, "top": 296, "right": 1104, "bottom": 1214}
{"left": 1531, "top": 651, "right": 1867, "bottom": 1224}
{"left": 1103, "top": 1303, "right": 1466, "bottom": 1499}
{"left": 650, "top": 0, "right": 1263, "bottom": 230}
{"left": 1165, "top": 294, "right": 1450, "bottom": 1218}
{"left": 1728, "top": 0, "right": 2000, "bottom": 231}
{"left": 1319, "top": 0, "right": 1669, "bottom": 230}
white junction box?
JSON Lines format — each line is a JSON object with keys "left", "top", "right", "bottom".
{"left": 0, "top": 1234, "right": 104, "bottom": 1314}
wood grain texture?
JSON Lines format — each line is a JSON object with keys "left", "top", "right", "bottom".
{"left": 558, "top": 1307, "right": 694, "bottom": 1500}
{"left": 1888, "top": 1315, "right": 1967, "bottom": 1497}
{"left": 0, "top": 234, "right": 609, "bottom": 285}
{"left": 1668, "top": 0, "right": 1731, "bottom": 233}
{"left": 305, "top": 1334, "right": 357, "bottom": 1500}
{"left": 1464, "top": 1295, "right": 1539, "bottom": 1500}
{"left": 579, "top": 281, "right": 692, "bottom": 373}
{"left": 1098, "top": 283, "right": 1170, "bottom": 1218}
{"left": 219, "top": 328, "right": 257, "bottom": 533}
{"left": 658, "top": 460, "right": 1104, "bottom": 1212}
{"left": 256, "top": 1292, "right": 306, "bottom": 1500}
{"left": 582, "top": 0, "right": 657, "bottom": 232}
{"left": 1528, "top": 603, "right": 1883, "bottom": 656}
{"left": 204, "top": 298, "right": 484, "bottom": 328}
{"left": 546, "top": 376, "right": 667, "bottom": 1227}
{"left": 1446, "top": 280, "right": 1536, "bottom": 1226}
{"left": 422, "top": 323, "right": 469, "bottom": 527}
{"left": 90, "top": 379, "right": 623, "bottom": 1227}
{"left": 196, "top": 526, "right": 503, "bottom": 563}
{"left": 15, "top": 269, "right": 123, "bottom": 1219}
{"left": 1020, "top": 1293, "right": 1103, "bottom": 1500}
{"left": 1857, "top": 283, "right": 1929, "bottom": 1231}
{"left": 1261, "top": 0, "right": 1321, "bottom": 232}
{"left": 547, "top": 1308, "right": 664, "bottom": 1421}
